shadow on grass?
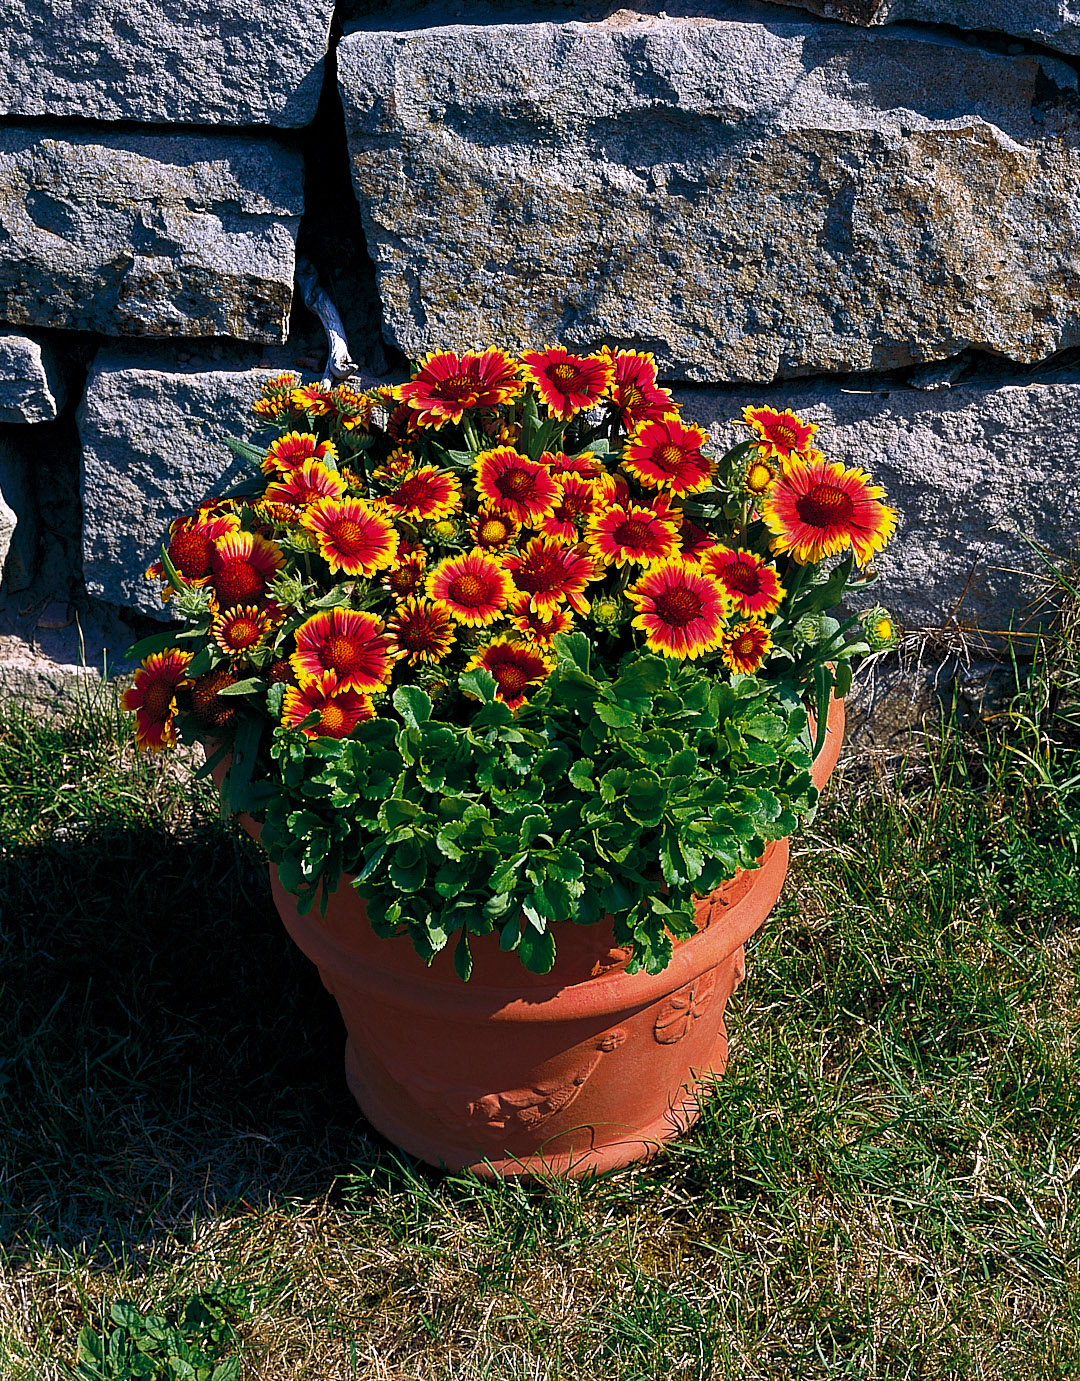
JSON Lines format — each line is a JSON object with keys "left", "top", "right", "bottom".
{"left": 1, "top": 821, "right": 375, "bottom": 1263}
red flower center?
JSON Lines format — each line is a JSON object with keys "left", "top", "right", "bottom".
{"left": 724, "top": 560, "right": 764, "bottom": 595}
{"left": 769, "top": 423, "right": 797, "bottom": 447}
{"left": 621, "top": 383, "right": 644, "bottom": 409}
{"left": 559, "top": 492, "right": 592, "bottom": 521}
{"left": 478, "top": 517, "right": 511, "bottom": 545}
{"left": 434, "top": 372, "right": 480, "bottom": 402}
{"left": 551, "top": 363, "right": 581, "bottom": 389}
{"left": 734, "top": 632, "right": 757, "bottom": 657}
{"left": 328, "top": 518, "right": 370, "bottom": 556}
{"left": 799, "top": 484, "right": 854, "bottom": 527}
{"left": 516, "top": 550, "right": 565, "bottom": 593}
{"left": 223, "top": 616, "right": 261, "bottom": 648}
{"left": 654, "top": 584, "right": 703, "bottom": 627}
{"left": 142, "top": 682, "right": 175, "bottom": 720}
{"left": 216, "top": 559, "right": 263, "bottom": 603}
{"left": 492, "top": 662, "right": 529, "bottom": 694}
{"left": 612, "top": 519, "right": 653, "bottom": 550}
{"left": 321, "top": 635, "right": 365, "bottom": 676}
{"left": 449, "top": 573, "right": 486, "bottom": 605}
{"left": 169, "top": 529, "right": 213, "bottom": 579}
{"left": 497, "top": 468, "right": 536, "bottom": 500}
{"left": 656, "top": 444, "right": 685, "bottom": 472}
{"left": 191, "top": 670, "right": 237, "bottom": 727}
{"left": 399, "top": 613, "right": 441, "bottom": 650}
{"left": 387, "top": 566, "right": 422, "bottom": 595}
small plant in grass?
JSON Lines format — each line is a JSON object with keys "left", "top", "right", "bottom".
{"left": 71, "top": 1285, "right": 249, "bottom": 1381}
{"left": 121, "top": 347, "right": 899, "bottom": 977}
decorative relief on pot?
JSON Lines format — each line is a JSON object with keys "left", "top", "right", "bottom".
{"left": 407, "top": 1029, "right": 627, "bottom": 1140}
{"left": 653, "top": 971, "right": 718, "bottom": 1045}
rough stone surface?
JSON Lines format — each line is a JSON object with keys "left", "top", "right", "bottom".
{"left": 674, "top": 374, "right": 1080, "bottom": 634}
{"left": 0, "top": 130, "right": 304, "bottom": 343}
{"left": 0, "top": 432, "right": 39, "bottom": 593}
{"left": 0, "top": 334, "right": 67, "bottom": 424}
{"left": 759, "top": 0, "right": 1080, "bottom": 59}
{"left": 0, "top": 0, "right": 335, "bottom": 127}
{"left": 339, "top": 10, "right": 1080, "bottom": 382}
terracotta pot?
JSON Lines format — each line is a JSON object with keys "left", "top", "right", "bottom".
{"left": 215, "top": 693, "right": 844, "bottom": 1178}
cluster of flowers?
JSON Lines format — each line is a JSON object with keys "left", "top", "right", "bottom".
{"left": 123, "top": 345, "right": 898, "bottom": 751}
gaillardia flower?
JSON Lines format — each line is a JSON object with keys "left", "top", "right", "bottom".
{"left": 602, "top": 348, "right": 677, "bottom": 429}
{"left": 264, "top": 459, "right": 347, "bottom": 510}
{"left": 282, "top": 673, "right": 374, "bottom": 739}
{"left": 121, "top": 649, "right": 192, "bottom": 752}
{"left": 503, "top": 537, "right": 598, "bottom": 616}
{"left": 508, "top": 592, "right": 574, "bottom": 645}
{"left": 474, "top": 448, "right": 559, "bottom": 526}
{"left": 720, "top": 620, "right": 773, "bottom": 675}
{"left": 538, "top": 475, "right": 601, "bottom": 543}
{"left": 763, "top": 456, "right": 898, "bottom": 566}
{"left": 292, "top": 608, "right": 392, "bottom": 693}
{"left": 701, "top": 547, "right": 786, "bottom": 618}
{"left": 623, "top": 416, "right": 713, "bottom": 495}
{"left": 742, "top": 455, "right": 780, "bottom": 497}
{"left": 291, "top": 382, "right": 333, "bottom": 415}
{"left": 381, "top": 544, "right": 427, "bottom": 600}
{"left": 210, "top": 530, "right": 285, "bottom": 607}
{"left": 519, "top": 347, "right": 614, "bottom": 421}
{"left": 212, "top": 604, "right": 277, "bottom": 657}
{"left": 464, "top": 638, "right": 554, "bottom": 710}
{"left": 469, "top": 508, "right": 520, "bottom": 552}
{"left": 627, "top": 561, "right": 730, "bottom": 660}
{"left": 252, "top": 372, "right": 301, "bottom": 421}
{"left": 328, "top": 383, "right": 375, "bottom": 432}
{"left": 261, "top": 432, "right": 339, "bottom": 475}
{"left": 862, "top": 606, "right": 900, "bottom": 651}
{"left": 399, "top": 348, "right": 522, "bottom": 427}
{"left": 147, "top": 509, "right": 241, "bottom": 600}
{"left": 301, "top": 497, "right": 399, "bottom": 576}
{"left": 384, "top": 466, "right": 462, "bottom": 522}
{"left": 386, "top": 597, "right": 457, "bottom": 664}
{"left": 189, "top": 666, "right": 241, "bottom": 730}
{"left": 739, "top": 407, "right": 817, "bottom": 467}
{"left": 427, "top": 549, "right": 514, "bottom": 627}
{"left": 542, "top": 450, "right": 601, "bottom": 480}
{"left": 587, "top": 500, "right": 680, "bottom": 568}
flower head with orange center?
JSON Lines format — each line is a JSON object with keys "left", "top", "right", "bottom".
{"left": 464, "top": 637, "right": 554, "bottom": 711}
{"left": 146, "top": 509, "right": 241, "bottom": 601}
{"left": 602, "top": 347, "right": 677, "bottom": 429}
{"left": 537, "top": 475, "right": 601, "bottom": 543}
{"left": 474, "top": 448, "right": 559, "bottom": 526}
{"left": 212, "top": 604, "right": 277, "bottom": 657}
{"left": 385, "top": 597, "right": 457, "bottom": 665}
{"left": 587, "top": 499, "right": 681, "bottom": 569}
{"left": 292, "top": 608, "right": 391, "bottom": 693}
{"left": 380, "top": 544, "right": 427, "bottom": 600}
{"left": 210, "top": 530, "right": 285, "bottom": 607}
{"left": 121, "top": 649, "right": 192, "bottom": 752}
{"left": 763, "top": 456, "right": 898, "bottom": 566}
{"left": 739, "top": 407, "right": 817, "bottom": 467}
{"left": 252, "top": 372, "right": 301, "bottom": 421}
{"left": 623, "top": 415, "right": 713, "bottom": 495}
{"left": 189, "top": 666, "right": 242, "bottom": 730}
{"left": 291, "top": 382, "right": 333, "bottom": 416}
{"left": 427, "top": 549, "right": 514, "bottom": 627}
{"left": 701, "top": 547, "right": 786, "bottom": 618}
{"left": 384, "top": 466, "right": 462, "bottom": 522}
{"left": 469, "top": 508, "right": 520, "bottom": 553}
{"left": 264, "top": 459, "right": 347, "bottom": 510}
{"left": 261, "top": 432, "right": 339, "bottom": 476}
{"left": 626, "top": 560, "right": 731, "bottom": 660}
{"left": 742, "top": 454, "right": 780, "bottom": 497}
{"left": 282, "top": 673, "right": 374, "bottom": 740}
{"left": 519, "top": 347, "right": 614, "bottom": 421}
{"left": 503, "top": 537, "right": 598, "bottom": 617}
{"left": 507, "top": 592, "right": 574, "bottom": 646}
{"left": 720, "top": 620, "right": 773, "bottom": 675}
{"left": 301, "top": 496, "right": 399, "bottom": 577}
{"left": 542, "top": 450, "right": 602, "bottom": 481}
{"left": 399, "top": 348, "right": 522, "bottom": 428}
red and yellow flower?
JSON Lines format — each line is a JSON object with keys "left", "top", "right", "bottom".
{"left": 469, "top": 507, "right": 520, "bottom": 552}
{"left": 701, "top": 547, "right": 786, "bottom": 617}
{"left": 587, "top": 500, "right": 681, "bottom": 568}
{"left": 623, "top": 416, "right": 713, "bottom": 495}
{"left": 384, "top": 466, "right": 462, "bottom": 522}
{"left": 602, "top": 348, "right": 677, "bottom": 429}
{"left": 676, "top": 516, "right": 717, "bottom": 563}
{"left": 291, "top": 381, "right": 333, "bottom": 415}
{"left": 210, "top": 530, "right": 285, "bottom": 607}
{"left": 252, "top": 372, "right": 301, "bottom": 421}
{"left": 464, "top": 637, "right": 554, "bottom": 710}
{"left": 720, "top": 620, "right": 773, "bottom": 675}
{"left": 742, "top": 454, "right": 780, "bottom": 497}
{"left": 146, "top": 509, "right": 241, "bottom": 600}
{"left": 739, "top": 406, "right": 817, "bottom": 467}
{"left": 381, "top": 543, "right": 427, "bottom": 600}
{"left": 427, "top": 549, "right": 514, "bottom": 627}
{"left": 385, "top": 597, "right": 457, "bottom": 665}
{"left": 763, "top": 456, "right": 898, "bottom": 566}
{"left": 519, "top": 347, "right": 614, "bottom": 421}
{"left": 211, "top": 604, "right": 277, "bottom": 657}
{"left": 329, "top": 383, "right": 375, "bottom": 432}
{"left": 542, "top": 450, "right": 601, "bottom": 481}
{"left": 503, "top": 537, "right": 598, "bottom": 616}
{"left": 282, "top": 673, "right": 375, "bottom": 739}
{"left": 261, "top": 432, "right": 339, "bottom": 475}
{"left": 626, "top": 560, "right": 730, "bottom": 660}
{"left": 507, "top": 592, "right": 574, "bottom": 645}
{"left": 399, "top": 348, "right": 522, "bottom": 427}
{"left": 292, "top": 608, "right": 391, "bottom": 693}
{"left": 474, "top": 448, "right": 559, "bottom": 526}
{"left": 189, "top": 666, "right": 241, "bottom": 730}
{"left": 121, "top": 649, "right": 192, "bottom": 752}
{"left": 301, "top": 496, "right": 399, "bottom": 576}
{"left": 264, "top": 459, "right": 347, "bottom": 509}
{"left": 538, "top": 475, "right": 601, "bottom": 543}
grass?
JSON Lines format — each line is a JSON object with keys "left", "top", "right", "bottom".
{"left": 1, "top": 614, "right": 1079, "bottom": 1380}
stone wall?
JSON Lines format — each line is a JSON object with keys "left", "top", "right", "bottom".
{"left": 2, "top": 0, "right": 1079, "bottom": 702}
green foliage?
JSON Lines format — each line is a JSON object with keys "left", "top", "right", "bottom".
{"left": 260, "top": 636, "right": 817, "bottom": 975}
{"left": 71, "top": 1286, "right": 248, "bottom": 1381}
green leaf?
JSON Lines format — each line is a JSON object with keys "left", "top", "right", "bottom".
{"left": 125, "top": 629, "right": 184, "bottom": 662}
{"left": 517, "top": 925, "right": 557, "bottom": 974}
{"left": 392, "top": 684, "right": 432, "bottom": 729}
{"left": 459, "top": 668, "right": 497, "bottom": 703}
{"left": 224, "top": 434, "right": 268, "bottom": 468}
{"left": 568, "top": 758, "right": 596, "bottom": 792}
{"left": 453, "top": 931, "right": 474, "bottom": 982}
{"left": 216, "top": 676, "right": 265, "bottom": 698}
{"left": 552, "top": 631, "right": 591, "bottom": 674}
